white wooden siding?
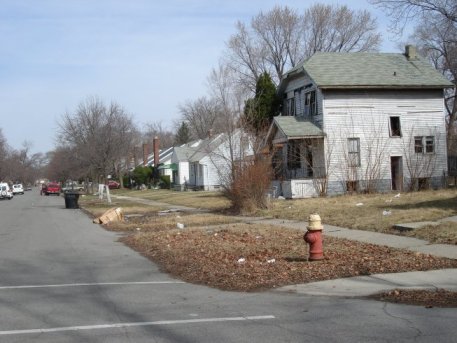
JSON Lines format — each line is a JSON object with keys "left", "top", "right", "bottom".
{"left": 322, "top": 89, "right": 447, "bottom": 191}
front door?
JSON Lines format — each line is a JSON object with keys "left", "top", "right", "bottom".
{"left": 391, "top": 156, "right": 403, "bottom": 191}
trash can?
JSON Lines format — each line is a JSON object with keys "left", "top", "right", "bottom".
{"left": 64, "top": 192, "right": 80, "bottom": 209}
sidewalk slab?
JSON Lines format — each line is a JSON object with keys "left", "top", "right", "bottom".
{"left": 274, "top": 269, "right": 457, "bottom": 297}
{"left": 409, "top": 244, "right": 457, "bottom": 259}
{"left": 393, "top": 221, "right": 439, "bottom": 231}
{"left": 324, "top": 224, "right": 430, "bottom": 249}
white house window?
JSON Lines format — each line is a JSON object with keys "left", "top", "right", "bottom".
{"left": 414, "top": 136, "right": 435, "bottom": 154}
{"left": 414, "top": 136, "right": 424, "bottom": 153}
{"left": 425, "top": 136, "right": 435, "bottom": 153}
{"left": 347, "top": 138, "right": 360, "bottom": 167}
{"left": 389, "top": 116, "right": 402, "bottom": 137}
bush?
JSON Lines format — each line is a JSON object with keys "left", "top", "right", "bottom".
{"left": 132, "top": 166, "right": 152, "bottom": 185}
{"left": 160, "top": 175, "right": 171, "bottom": 189}
{"left": 223, "top": 158, "right": 272, "bottom": 213}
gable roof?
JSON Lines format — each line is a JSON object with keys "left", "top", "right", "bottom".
{"left": 172, "top": 133, "right": 229, "bottom": 163}
{"left": 282, "top": 51, "right": 453, "bottom": 90}
{"left": 139, "top": 146, "right": 174, "bottom": 167}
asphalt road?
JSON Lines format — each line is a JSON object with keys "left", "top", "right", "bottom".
{"left": 0, "top": 190, "right": 456, "bottom": 342}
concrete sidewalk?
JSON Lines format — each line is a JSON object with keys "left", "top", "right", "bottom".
{"left": 275, "top": 269, "right": 457, "bottom": 297}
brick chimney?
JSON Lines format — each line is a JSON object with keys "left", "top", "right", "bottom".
{"left": 142, "top": 143, "right": 149, "bottom": 166}
{"left": 153, "top": 136, "right": 160, "bottom": 167}
{"left": 405, "top": 45, "right": 417, "bottom": 60}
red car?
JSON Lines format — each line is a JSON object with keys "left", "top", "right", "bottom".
{"left": 42, "top": 182, "right": 61, "bottom": 195}
{"left": 107, "top": 180, "right": 120, "bottom": 189}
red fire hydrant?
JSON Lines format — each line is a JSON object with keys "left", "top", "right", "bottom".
{"left": 304, "top": 213, "right": 324, "bottom": 261}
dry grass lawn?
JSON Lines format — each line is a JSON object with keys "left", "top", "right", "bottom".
{"left": 259, "top": 189, "right": 457, "bottom": 233}
{"left": 113, "top": 189, "right": 231, "bottom": 210}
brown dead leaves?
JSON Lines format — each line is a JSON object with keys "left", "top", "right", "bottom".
{"left": 121, "top": 223, "right": 457, "bottom": 292}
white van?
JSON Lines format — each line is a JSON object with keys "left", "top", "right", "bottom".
{"left": 0, "top": 183, "right": 13, "bottom": 200}
{"left": 12, "top": 183, "right": 24, "bottom": 195}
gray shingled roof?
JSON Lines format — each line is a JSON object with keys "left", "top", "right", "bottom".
{"left": 274, "top": 117, "right": 324, "bottom": 139}
{"left": 283, "top": 52, "right": 453, "bottom": 89}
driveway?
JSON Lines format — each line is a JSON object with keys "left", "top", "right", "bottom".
{"left": 0, "top": 190, "right": 456, "bottom": 342}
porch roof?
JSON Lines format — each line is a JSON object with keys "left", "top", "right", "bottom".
{"left": 273, "top": 116, "right": 325, "bottom": 140}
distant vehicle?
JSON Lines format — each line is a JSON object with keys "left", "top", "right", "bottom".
{"left": 42, "top": 182, "right": 61, "bottom": 196}
{"left": 61, "top": 181, "right": 84, "bottom": 193}
{"left": 12, "top": 184, "right": 24, "bottom": 195}
{"left": 107, "top": 180, "right": 121, "bottom": 189}
{"left": 0, "top": 183, "right": 13, "bottom": 200}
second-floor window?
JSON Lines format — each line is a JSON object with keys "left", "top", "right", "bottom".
{"left": 304, "top": 91, "right": 316, "bottom": 116}
{"left": 389, "top": 116, "right": 402, "bottom": 137}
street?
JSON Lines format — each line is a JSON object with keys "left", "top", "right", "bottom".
{"left": 0, "top": 190, "right": 456, "bottom": 342}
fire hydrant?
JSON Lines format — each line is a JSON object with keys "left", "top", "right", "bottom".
{"left": 304, "top": 213, "right": 324, "bottom": 261}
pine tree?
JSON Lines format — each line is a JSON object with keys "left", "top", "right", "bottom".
{"left": 174, "top": 122, "right": 191, "bottom": 145}
{"left": 244, "top": 72, "right": 279, "bottom": 133}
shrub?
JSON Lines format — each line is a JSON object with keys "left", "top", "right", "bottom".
{"left": 223, "top": 158, "right": 272, "bottom": 213}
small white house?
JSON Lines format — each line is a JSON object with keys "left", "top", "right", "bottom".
{"left": 264, "top": 46, "right": 453, "bottom": 198}
{"left": 172, "top": 130, "right": 253, "bottom": 191}
{"left": 138, "top": 146, "right": 176, "bottom": 183}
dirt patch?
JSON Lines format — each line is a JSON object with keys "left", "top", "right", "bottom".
{"left": 121, "top": 223, "right": 457, "bottom": 292}
{"left": 369, "top": 289, "right": 457, "bottom": 308}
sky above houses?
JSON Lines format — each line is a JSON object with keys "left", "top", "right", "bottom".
{"left": 0, "top": 0, "right": 409, "bottom": 154}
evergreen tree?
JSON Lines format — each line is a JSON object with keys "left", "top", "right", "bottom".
{"left": 174, "top": 121, "right": 191, "bottom": 145}
{"left": 244, "top": 72, "right": 280, "bottom": 133}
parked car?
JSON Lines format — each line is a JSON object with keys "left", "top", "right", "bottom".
{"left": 42, "top": 182, "right": 61, "bottom": 196}
{"left": 12, "top": 183, "right": 24, "bottom": 195}
{"left": 0, "top": 183, "right": 13, "bottom": 200}
{"left": 61, "top": 181, "right": 84, "bottom": 193}
{"left": 107, "top": 180, "right": 121, "bottom": 189}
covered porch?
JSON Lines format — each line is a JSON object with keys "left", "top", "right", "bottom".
{"left": 265, "top": 116, "right": 326, "bottom": 198}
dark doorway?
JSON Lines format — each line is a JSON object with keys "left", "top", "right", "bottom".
{"left": 391, "top": 156, "right": 403, "bottom": 191}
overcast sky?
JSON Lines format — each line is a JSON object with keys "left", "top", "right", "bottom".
{"left": 0, "top": 0, "right": 407, "bottom": 154}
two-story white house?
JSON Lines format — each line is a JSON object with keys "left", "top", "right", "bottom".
{"left": 264, "top": 46, "right": 454, "bottom": 198}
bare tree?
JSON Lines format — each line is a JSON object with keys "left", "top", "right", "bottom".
{"left": 57, "top": 96, "right": 137, "bottom": 185}
{"left": 303, "top": 4, "right": 381, "bottom": 58}
{"left": 370, "top": 0, "right": 457, "bottom": 35}
{"left": 142, "top": 121, "right": 175, "bottom": 149}
{"left": 0, "top": 128, "right": 10, "bottom": 180}
{"left": 224, "top": 4, "right": 381, "bottom": 89}
{"left": 178, "top": 96, "right": 225, "bottom": 140}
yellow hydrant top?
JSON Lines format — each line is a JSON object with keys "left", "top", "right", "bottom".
{"left": 307, "top": 213, "right": 323, "bottom": 231}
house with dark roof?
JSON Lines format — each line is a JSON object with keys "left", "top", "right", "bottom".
{"left": 171, "top": 130, "right": 253, "bottom": 191}
{"left": 264, "top": 45, "right": 454, "bottom": 198}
